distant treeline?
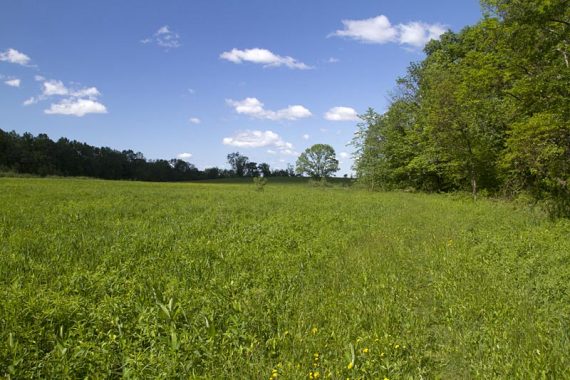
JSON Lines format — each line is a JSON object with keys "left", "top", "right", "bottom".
{"left": 0, "top": 129, "right": 295, "bottom": 181}
{"left": 353, "top": 0, "right": 569, "bottom": 217}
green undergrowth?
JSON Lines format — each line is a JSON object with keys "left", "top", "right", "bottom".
{"left": 1, "top": 178, "right": 569, "bottom": 378}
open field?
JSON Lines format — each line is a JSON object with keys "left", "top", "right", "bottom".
{"left": 1, "top": 178, "right": 569, "bottom": 378}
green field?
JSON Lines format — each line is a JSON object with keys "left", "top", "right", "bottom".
{"left": 1, "top": 178, "right": 569, "bottom": 378}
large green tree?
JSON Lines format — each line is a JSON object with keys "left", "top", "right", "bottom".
{"left": 226, "top": 152, "right": 249, "bottom": 177}
{"left": 296, "top": 144, "right": 339, "bottom": 179}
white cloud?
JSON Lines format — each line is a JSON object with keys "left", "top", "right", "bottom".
{"left": 0, "top": 48, "right": 31, "bottom": 65}
{"left": 42, "top": 80, "right": 101, "bottom": 98}
{"left": 25, "top": 78, "right": 107, "bottom": 112}
{"left": 4, "top": 78, "right": 21, "bottom": 87}
{"left": 223, "top": 130, "right": 297, "bottom": 156}
{"left": 302, "top": 134, "right": 310, "bottom": 140}
{"left": 226, "top": 97, "right": 311, "bottom": 121}
{"left": 34, "top": 75, "right": 45, "bottom": 81}
{"left": 332, "top": 15, "right": 398, "bottom": 44}
{"left": 177, "top": 152, "right": 193, "bottom": 160}
{"left": 332, "top": 15, "right": 446, "bottom": 49}
{"left": 141, "top": 25, "right": 181, "bottom": 49}
{"left": 220, "top": 48, "right": 311, "bottom": 70}
{"left": 44, "top": 98, "right": 107, "bottom": 117}
{"left": 398, "top": 22, "right": 447, "bottom": 48}
{"left": 223, "top": 130, "right": 284, "bottom": 148}
{"left": 23, "top": 97, "right": 38, "bottom": 106}
{"left": 339, "top": 152, "right": 350, "bottom": 159}
{"left": 72, "top": 87, "right": 100, "bottom": 98}
{"left": 327, "top": 57, "right": 340, "bottom": 63}
{"left": 43, "top": 80, "right": 69, "bottom": 96}
{"left": 325, "top": 106, "right": 359, "bottom": 121}
{"left": 189, "top": 117, "right": 201, "bottom": 124}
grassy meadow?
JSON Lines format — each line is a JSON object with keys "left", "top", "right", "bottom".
{"left": 1, "top": 178, "right": 569, "bottom": 379}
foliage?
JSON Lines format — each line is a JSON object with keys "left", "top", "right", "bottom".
{"left": 353, "top": 0, "right": 569, "bottom": 215}
{"left": 226, "top": 152, "right": 249, "bottom": 177}
{"left": 0, "top": 130, "right": 295, "bottom": 182}
{"left": 0, "top": 129, "right": 229, "bottom": 181}
{"left": 296, "top": 144, "right": 340, "bottom": 179}
{"left": 252, "top": 176, "right": 268, "bottom": 191}
{"left": 1, "top": 178, "right": 569, "bottom": 378}
{"left": 502, "top": 113, "right": 570, "bottom": 217}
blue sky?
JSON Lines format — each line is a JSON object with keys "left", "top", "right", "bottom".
{"left": 1, "top": 0, "right": 482, "bottom": 174}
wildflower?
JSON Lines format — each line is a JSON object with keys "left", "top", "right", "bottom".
{"left": 384, "top": 378, "right": 390, "bottom": 380}
{"left": 380, "top": 352, "right": 385, "bottom": 357}
{"left": 347, "top": 362, "right": 354, "bottom": 370}
{"left": 394, "top": 344, "right": 400, "bottom": 349}
{"left": 311, "top": 327, "right": 318, "bottom": 334}
{"left": 362, "top": 348, "right": 369, "bottom": 354}
{"left": 314, "top": 371, "right": 320, "bottom": 379}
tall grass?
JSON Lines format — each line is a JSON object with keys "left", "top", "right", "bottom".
{"left": 1, "top": 178, "right": 569, "bottom": 378}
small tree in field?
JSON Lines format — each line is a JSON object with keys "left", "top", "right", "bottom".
{"left": 296, "top": 144, "right": 340, "bottom": 179}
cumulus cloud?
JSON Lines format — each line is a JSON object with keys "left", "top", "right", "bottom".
{"left": 23, "top": 97, "right": 38, "bottom": 106}
{"left": 325, "top": 106, "right": 359, "bottom": 121}
{"left": 177, "top": 152, "right": 193, "bottom": 160}
{"left": 0, "top": 48, "right": 31, "bottom": 65}
{"left": 41, "top": 80, "right": 100, "bottom": 98}
{"left": 44, "top": 98, "right": 107, "bottom": 117}
{"left": 30, "top": 79, "right": 106, "bottom": 116}
{"left": 189, "top": 117, "right": 201, "bottom": 124}
{"left": 398, "top": 22, "right": 447, "bottom": 48}
{"left": 220, "top": 48, "right": 311, "bottom": 70}
{"left": 4, "top": 78, "right": 21, "bottom": 87}
{"left": 302, "top": 134, "right": 310, "bottom": 140}
{"left": 72, "top": 87, "right": 100, "bottom": 98}
{"left": 141, "top": 25, "right": 181, "bottom": 49}
{"left": 331, "top": 15, "right": 446, "bottom": 48}
{"left": 226, "top": 97, "right": 311, "bottom": 121}
{"left": 43, "top": 80, "right": 69, "bottom": 96}
{"left": 22, "top": 77, "right": 107, "bottom": 115}
{"left": 333, "top": 15, "right": 398, "bottom": 44}
{"left": 223, "top": 130, "right": 297, "bottom": 156}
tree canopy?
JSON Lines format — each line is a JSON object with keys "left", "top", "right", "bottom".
{"left": 296, "top": 144, "right": 340, "bottom": 179}
{"left": 0, "top": 130, "right": 295, "bottom": 181}
{"left": 352, "top": 0, "right": 569, "bottom": 215}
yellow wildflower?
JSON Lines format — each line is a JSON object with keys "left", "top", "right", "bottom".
{"left": 311, "top": 327, "right": 318, "bottom": 334}
{"left": 347, "top": 362, "right": 354, "bottom": 370}
{"left": 362, "top": 348, "right": 369, "bottom": 354}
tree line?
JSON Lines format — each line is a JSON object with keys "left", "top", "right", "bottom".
{"left": 352, "top": 0, "right": 569, "bottom": 217}
{"left": 0, "top": 129, "right": 296, "bottom": 181}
